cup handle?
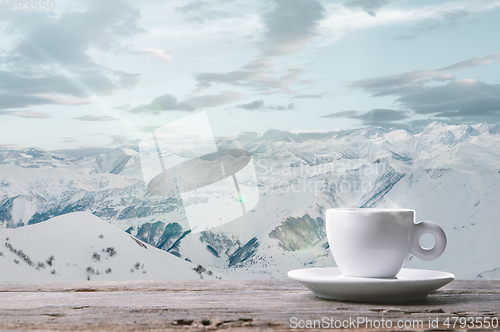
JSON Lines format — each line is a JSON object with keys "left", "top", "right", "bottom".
{"left": 410, "top": 221, "right": 447, "bottom": 261}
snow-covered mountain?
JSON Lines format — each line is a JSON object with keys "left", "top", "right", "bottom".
{"left": 0, "top": 212, "right": 215, "bottom": 281}
{"left": 1, "top": 122, "right": 500, "bottom": 280}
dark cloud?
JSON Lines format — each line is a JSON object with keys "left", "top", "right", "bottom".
{"left": 269, "top": 103, "right": 295, "bottom": 110}
{"left": 397, "top": 79, "right": 500, "bottom": 121}
{"left": 350, "top": 70, "right": 438, "bottom": 96}
{"left": 353, "top": 109, "right": 409, "bottom": 126}
{"left": 408, "top": 119, "right": 441, "bottom": 126}
{"left": 75, "top": 115, "right": 119, "bottom": 121}
{"left": 153, "top": 94, "right": 195, "bottom": 111}
{"left": 185, "top": 91, "right": 245, "bottom": 108}
{"left": 235, "top": 100, "right": 265, "bottom": 110}
{"left": 323, "top": 109, "right": 409, "bottom": 127}
{"left": 350, "top": 54, "right": 500, "bottom": 123}
{"left": 343, "top": 0, "right": 390, "bottom": 16}
{"left": 235, "top": 99, "right": 295, "bottom": 111}
{"left": 129, "top": 91, "right": 244, "bottom": 114}
{"left": 0, "top": 0, "right": 142, "bottom": 109}
{"left": 130, "top": 94, "right": 195, "bottom": 113}
{"left": 261, "top": 0, "right": 326, "bottom": 56}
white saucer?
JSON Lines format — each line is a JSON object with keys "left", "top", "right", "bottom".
{"left": 287, "top": 267, "right": 455, "bottom": 303}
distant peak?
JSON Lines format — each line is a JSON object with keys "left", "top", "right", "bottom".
{"left": 262, "top": 129, "right": 294, "bottom": 140}
{"left": 119, "top": 148, "right": 138, "bottom": 156}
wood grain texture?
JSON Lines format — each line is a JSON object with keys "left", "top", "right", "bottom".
{"left": 0, "top": 279, "right": 499, "bottom": 331}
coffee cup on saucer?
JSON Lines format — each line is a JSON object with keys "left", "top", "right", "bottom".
{"left": 326, "top": 208, "right": 447, "bottom": 278}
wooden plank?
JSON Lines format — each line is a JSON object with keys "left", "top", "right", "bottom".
{"left": 0, "top": 280, "right": 498, "bottom": 331}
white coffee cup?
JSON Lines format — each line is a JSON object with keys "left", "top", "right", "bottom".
{"left": 326, "top": 208, "right": 447, "bottom": 278}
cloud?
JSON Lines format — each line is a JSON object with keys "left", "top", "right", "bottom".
{"left": 0, "top": 69, "right": 140, "bottom": 110}
{"left": 0, "top": 92, "right": 55, "bottom": 109}
{"left": 235, "top": 100, "right": 265, "bottom": 110}
{"left": 36, "top": 94, "right": 97, "bottom": 105}
{"left": 152, "top": 94, "right": 196, "bottom": 111}
{"left": 61, "top": 137, "right": 77, "bottom": 143}
{"left": 261, "top": 0, "right": 326, "bottom": 56}
{"left": 6, "top": 1, "right": 144, "bottom": 66}
{"left": 175, "top": 0, "right": 231, "bottom": 23}
{"left": 130, "top": 94, "right": 195, "bottom": 113}
{"left": 320, "top": 0, "right": 500, "bottom": 44}
{"left": 0, "top": 0, "right": 143, "bottom": 109}
{"left": 323, "top": 109, "right": 409, "bottom": 127}
{"left": 441, "top": 53, "right": 500, "bottom": 71}
{"left": 393, "top": 9, "right": 470, "bottom": 40}
{"left": 190, "top": 1, "right": 325, "bottom": 97}
{"left": 322, "top": 110, "right": 359, "bottom": 118}
{"left": 350, "top": 53, "right": 500, "bottom": 122}
{"left": 0, "top": 70, "right": 95, "bottom": 98}
{"left": 75, "top": 115, "right": 119, "bottom": 121}
{"left": 269, "top": 103, "right": 296, "bottom": 110}
{"left": 354, "top": 108, "right": 409, "bottom": 126}
{"left": 0, "top": 109, "right": 51, "bottom": 118}
{"left": 129, "top": 91, "right": 244, "bottom": 113}
{"left": 343, "top": 0, "right": 390, "bottom": 16}
{"left": 351, "top": 53, "right": 500, "bottom": 96}
{"left": 235, "top": 99, "right": 295, "bottom": 111}
{"left": 136, "top": 48, "right": 173, "bottom": 62}
{"left": 194, "top": 58, "right": 310, "bottom": 94}
{"left": 351, "top": 71, "right": 437, "bottom": 96}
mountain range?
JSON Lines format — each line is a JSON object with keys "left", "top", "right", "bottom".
{"left": 1, "top": 122, "right": 499, "bottom": 280}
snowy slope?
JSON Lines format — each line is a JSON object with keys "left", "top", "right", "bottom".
{"left": 0, "top": 212, "right": 214, "bottom": 281}
{"left": 1, "top": 122, "right": 500, "bottom": 280}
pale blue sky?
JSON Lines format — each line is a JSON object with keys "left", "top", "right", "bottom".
{"left": 1, "top": 0, "right": 500, "bottom": 150}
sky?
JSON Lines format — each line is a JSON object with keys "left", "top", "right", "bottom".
{"left": 1, "top": 0, "right": 500, "bottom": 151}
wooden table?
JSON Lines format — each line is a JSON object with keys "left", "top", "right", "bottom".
{"left": 0, "top": 279, "right": 499, "bottom": 331}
